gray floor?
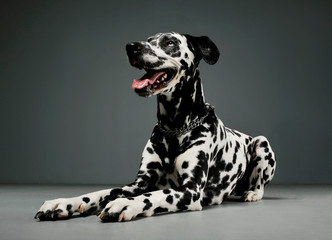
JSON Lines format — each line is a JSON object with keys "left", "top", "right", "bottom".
{"left": 0, "top": 184, "right": 331, "bottom": 240}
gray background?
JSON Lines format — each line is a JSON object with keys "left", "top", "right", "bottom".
{"left": 1, "top": 0, "right": 331, "bottom": 185}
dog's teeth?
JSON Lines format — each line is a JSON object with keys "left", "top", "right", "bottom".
{"left": 160, "top": 74, "right": 167, "bottom": 81}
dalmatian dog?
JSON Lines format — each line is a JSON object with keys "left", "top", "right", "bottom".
{"left": 35, "top": 32, "right": 276, "bottom": 222}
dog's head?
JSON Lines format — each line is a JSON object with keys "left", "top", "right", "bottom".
{"left": 126, "top": 32, "right": 220, "bottom": 97}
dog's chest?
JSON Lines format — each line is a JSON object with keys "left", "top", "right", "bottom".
{"left": 151, "top": 134, "right": 183, "bottom": 174}
{"left": 150, "top": 128, "right": 212, "bottom": 189}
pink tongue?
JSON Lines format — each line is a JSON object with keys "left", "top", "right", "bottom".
{"left": 132, "top": 71, "right": 165, "bottom": 89}
{"left": 132, "top": 79, "right": 149, "bottom": 89}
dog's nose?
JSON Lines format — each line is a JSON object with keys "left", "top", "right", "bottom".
{"left": 126, "top": 42, "right": 142, "bottom": 55}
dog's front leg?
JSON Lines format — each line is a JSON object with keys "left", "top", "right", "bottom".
{"left": 35, "top": 141, "right": 163, "bottom": 221}
{"left": 34, "top": 187, "right": 130, "bottom": 220}
{"left": 100, "top": 147, "right": 210, "bottom": 222}
{"left": 35, "top": 173, "right": 160, "bottom": 221}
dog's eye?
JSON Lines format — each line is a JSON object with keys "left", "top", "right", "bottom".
{"left": 166, "top": 41, "right": 175, "bottom": 47}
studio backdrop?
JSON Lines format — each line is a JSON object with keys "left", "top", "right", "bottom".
{"left": 1, "top": 0, "right": 331, "bottom": 184}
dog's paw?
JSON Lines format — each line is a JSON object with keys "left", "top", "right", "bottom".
{"left": 241, "top": 190, "right": 263, "bottom": 202}
{"left": 34, "top": 198, "right": 79, "bottom": 221}
{"left": 98, "top": 198, "right": 143, "bottom": 222}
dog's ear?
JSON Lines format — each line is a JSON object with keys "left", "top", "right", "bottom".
{"left": 184, "top": 34, "right": 220, "bottom": 65}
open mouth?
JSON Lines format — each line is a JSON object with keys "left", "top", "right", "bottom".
{"left": 132, "top": 68, "right": 176, "bottom": 91}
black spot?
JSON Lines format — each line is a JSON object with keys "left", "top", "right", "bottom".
{"left": 147, "top": 162, "right": 163, "bottom": 171}
{"left": 154, "top": 207, "right": 169, "bottom": 214}
{"left": 184, "top": 180, "right": 197, "bottom": 190}
{"left": 235, "top": 141, "right": 240, "bottom": 151}
{"left": 225, "top": 163, "right": 233, "bottom": 172}
{"left": 166, "top": 195, "right": 174, "bottom": 204}
{"left": 207, "top": 165, "right": 220, "bottom": 184}
{"left": 193, "top": 192, "right": 201, "bottom": 202}
{"left": 260, "top": 141, "right": 268, "bottom": 148}
{"left": 269, "top": 159, "right": 275, "bottom": 167}
{"left": 147, "top": 169, "right": 160, "bottom": 188}
{"left": 202, "top": 189, "right": 214, "bottom": 205}
{"left": 237, "top": 163, "right": 243, "bottom": 176}
{"left": 66, "top": 204, "right": 72, "bottom": 211}
{"left": 182, "top": 161, "right": 189, "bottom": 169}
{"left": 265, "top": 153, "right": 272, "bottom": 160}
{"left": 108, "top": 189, "right": 123, "bottom": 201}
{"left": 144, "top": 193, "right": 152, "bottom": 197}
{"left": 143, "top": 199, "right": 152, "bottom": 211}
{"left": 184, "top": 53, "right": 188, "bottom": 59}
{"left": 230, "top": 173, "right": 237, "bottom": 181}
{"left": 82, "top": 197, "right": 90, "bottom": 203}
{"left": 147, "top": 147, "right": 154, "bottom": 154}
{"left": 222, "top": 175, "right": 229, "bottom": 183}
{"left": 216, "top": 148, "right": 224, "bottom": 161}
{"left": 180, "top": 59, "right": 189, "bottom": 70}
{"left": 218, "top": 159, "right": 226, "bottom": 171}
{"left": 163, "top": 189, "right": 171, "bottom": 194}
{"left": 232, "top": 153, "right": 237, "bottom": 164}
{"left": 220, "top": 127, "right": 225, "bottom": 140}
{"left": 138, "top": 180, "right": 148, "bottom": 188}
{"left": 176, "top": 191, "right": 192, "bottom": 210}
{"left": 220, "top": 181, "right": 230, "bottom": 190}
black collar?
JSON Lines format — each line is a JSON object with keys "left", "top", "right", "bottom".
{"left": 157, "top": 104, "right": 214, "bottom": 137}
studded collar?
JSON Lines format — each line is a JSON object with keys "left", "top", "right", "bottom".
{"left": 157, "top": 104, "right": 214, "bottom": 137}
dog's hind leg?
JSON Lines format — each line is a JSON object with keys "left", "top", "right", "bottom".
{"left": 235, "top": 136, "right": 276, "bottom": 202}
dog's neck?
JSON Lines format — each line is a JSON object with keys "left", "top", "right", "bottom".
{"left": 157, "top": 70, "right": 207, "bottom": 131}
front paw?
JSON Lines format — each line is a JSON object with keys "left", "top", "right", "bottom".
{"left": 241, "top": 190, "right": 263, "bottom": 202}
{"left": 34, "top": 198, "right": 79, "bottom": 221}
{"left": 99, "top": 198, "right": 143, "bottom": 222}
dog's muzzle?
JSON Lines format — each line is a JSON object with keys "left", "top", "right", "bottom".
{"left": 126, "top": 42, "right": 177, "bottom": 96}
